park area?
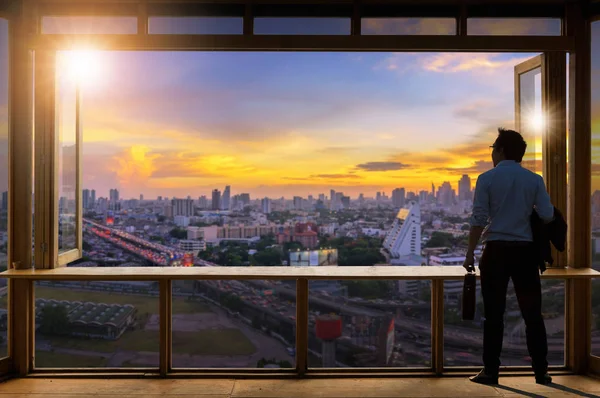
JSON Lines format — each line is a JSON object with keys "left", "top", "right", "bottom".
{"left": 31, "top": 286, "right": 267, "bottom": 368}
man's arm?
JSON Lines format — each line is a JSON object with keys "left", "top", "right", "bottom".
{"left": 467, "top": 226, "right": 485, "bottom": 255}
{"left": 535, "top": 175, "right": 554, "bottom": 223}
{"left": 464, "top": 175, "right": 489, "bottom": 270}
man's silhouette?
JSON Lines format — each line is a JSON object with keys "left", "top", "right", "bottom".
{"left": 463, "top": 128, "right": 554, "bottom": 385}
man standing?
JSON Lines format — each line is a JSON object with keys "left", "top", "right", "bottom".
{"left": 463, "top": 128, "right": 554, "bottom": 385}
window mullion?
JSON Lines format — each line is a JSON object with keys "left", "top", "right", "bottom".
{"left": 33, "top": 49, "right": 56, "bottom": 269}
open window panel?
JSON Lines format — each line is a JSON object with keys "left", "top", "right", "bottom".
{"left": 34, "top": 50, "right": 83, "bottom": 268}
{"left": 514, "top": 52, "right": 567, "bottom": 267}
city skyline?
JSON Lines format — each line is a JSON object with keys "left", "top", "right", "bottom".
{"left": 82, "top": 176, "right": 472, "bottom": 203}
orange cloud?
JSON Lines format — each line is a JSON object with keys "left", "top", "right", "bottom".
{"left": 110, "top": 145, "right": 162, "bottom": 187}
{"left": 377, "top": 53, "right": 531, "bottom": 79}
{"left": 420, "top": 53, "right": 530, "bottom": 74}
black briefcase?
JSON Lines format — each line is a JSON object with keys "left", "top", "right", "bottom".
{"left": 462, "top": 272, "right": 476, "bottom": 320}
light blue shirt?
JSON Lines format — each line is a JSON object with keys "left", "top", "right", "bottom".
{"left": 469, "top": 160, "right": 554, "bottom": 242}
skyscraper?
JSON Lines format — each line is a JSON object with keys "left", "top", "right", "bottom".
{"left": 458, "top": 174, "right": 472, "bottom": 201}
{"left": 198, "top": 195, "right": 208, "bottom": 209}
{"left": 82, "top": 189, "right": 90, "bottom": 209}
{"left": 90, "top": 189, "right": 96, "bottom": 207}
{"left": 212, "top": 189, "right": 221, "bottom": 211}
{"left": 1, "top": 191, "right": 7, "bottom": 211}
{"left": 172, "top": 198, "right": 194, "bottom": 217}
{"left": 109, "top": 189, "right": 120, "bottom": 211}
{"left": 109, "top": 188, "right": 119, "bottom": 202}
{"left": 341, "top": 196, "right": 350, "bottom": 208}
{"left": 222, "top": 186, "right": 231, "bottom": 210}
{"left": 140, "top": 194, "right": 144, "bottom": 201}
{"left": 262, "top": 198, "right": 272, "bottom": 214}
{"left": 437, "top": 182, "right": 453, "bottom": 207}
{"left": 239, "top": 193, "right": 250, "bottom": 207}
{"left": 293, "top": 196, "right": 303, "bottom": 210}
{"left": 392, "top": 188, "right": 406, "bottom": 208}
{"left": 383, "top": 202, "right": 421, "bottom": 259}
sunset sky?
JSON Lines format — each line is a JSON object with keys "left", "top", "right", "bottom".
{"left": 2, "top": 19, "right": 600, "bottom": 200}
{"left": 74, "top": 50, "right": 536, "bottom": 199}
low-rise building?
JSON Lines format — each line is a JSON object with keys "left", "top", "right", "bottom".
{"left": 36, "top": 298, "right": 137, "bottom": 340}
{"left": 179, "top": 239, "right": 206, "bottom": 255}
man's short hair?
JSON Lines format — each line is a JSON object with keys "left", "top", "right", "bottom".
{"left": 494, "top": 128, "right": 527, "bottom": 162}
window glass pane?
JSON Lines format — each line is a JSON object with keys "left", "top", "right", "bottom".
{"left": 42, "top": 17, "right": 137, "bottom": 35}
{"left": 591, "top": 21, "right": 600, "bottom": 357}
{"left": 468, "top": 18, "right": 561, "bottom": 36}
{"left": 444, "top": 280, "right": 565, "bottom": 367}
{"left": 148, "top": 17, "right": 243, "bottom": 35}
{"left": 519, "top": 66, "right": 543, "bottom": 175}
{"left": 362, "top": 18, "right": 455, "bottom": 35}
{"left": 34, "top": 281, "right": 159, "bottom": 368}
{"left": 69, "top": 51, "right": 551, "bottom": 369}
{"left": 308, "top": 280, "right": 431, "bottom": 368}
{"left": 0, "top": 18, "right": 8, "bottom": 359}
{"left": 254, "top": 18, "right": 350, "bottom": 35}
{"left": 172, "top": 280, "right": 295, "bottom": 368}
{"left": 56, "top": 54, "right": 77, "bottom": 255}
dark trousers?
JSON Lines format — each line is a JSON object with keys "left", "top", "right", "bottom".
{"left": 479, "top": 241, "right": 548, "bottom": 376}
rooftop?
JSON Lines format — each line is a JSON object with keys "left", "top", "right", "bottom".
{"left": 36, "top": 298, "right": 136, "bottom": 327}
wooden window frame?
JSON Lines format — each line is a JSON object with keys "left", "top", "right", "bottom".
{"left": 1, "top": 0, "right": 596, "bottom": 379}
{"left": 34, "top": 49, "right": 83, "bottom": 269}
{"left": 0, "top": 8, "right": 9, "bottom": 374}
{"left": 1, "top": 267, "right": 598, "bottom": 377}
{"left": 587, "top": 11, "right": 600, "bottom": 376}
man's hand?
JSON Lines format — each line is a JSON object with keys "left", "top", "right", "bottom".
{"left": 463, "top": 251, "right": 476, "bottom": 272}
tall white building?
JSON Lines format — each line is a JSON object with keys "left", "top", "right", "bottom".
{"left": 383, "top": 201, "right": 421, "bottom": 260}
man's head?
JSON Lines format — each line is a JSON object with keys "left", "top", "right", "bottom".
{"left": 491, "top": 128, "right": 527, "bottom": 167}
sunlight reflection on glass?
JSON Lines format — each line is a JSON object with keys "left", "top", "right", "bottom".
{"left": 59, "top": 50, "right": 104, "bottom": 88}
{"left": 529, "top": 109, "right": 544, "bottom": 131}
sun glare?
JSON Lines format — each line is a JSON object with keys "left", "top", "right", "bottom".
{"left": 529, "top": 109, "right": 544, "bottom": 131}
{"left": 61, "top": 50, "right": 103, "bottom": 87}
